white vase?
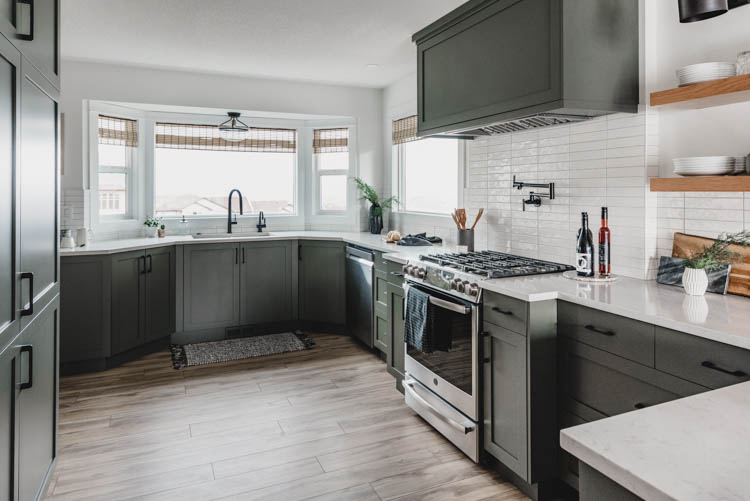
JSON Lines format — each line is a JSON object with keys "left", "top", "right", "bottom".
{"left": 682, "top": 267, "right": 708, "bottom": 296}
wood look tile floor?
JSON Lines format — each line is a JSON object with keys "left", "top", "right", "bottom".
{"left": 48, "top": 334, "right": 528, "bottom": 501}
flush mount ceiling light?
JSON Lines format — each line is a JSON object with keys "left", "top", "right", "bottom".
{"left": 365, "top": 64, "right": 380, "bottom": 70}
{"left": 218, "top": 112, "right": 249, "bottom": 142}
{"left": 678, "top": 0, "right": 728, "bottom": 22}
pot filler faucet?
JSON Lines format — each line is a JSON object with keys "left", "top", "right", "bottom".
{"left": 227, "top": 188, "right": 243, "bottom": 233}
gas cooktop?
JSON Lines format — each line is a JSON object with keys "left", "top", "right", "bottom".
{"left": 419, "top": 250, "right": 574, "bottom": 279}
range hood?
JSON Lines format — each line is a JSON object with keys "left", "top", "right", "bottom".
{"left": 412, "top": 0, "right": 640, "bottom": 137}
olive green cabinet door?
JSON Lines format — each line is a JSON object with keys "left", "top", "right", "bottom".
{"left": 183, "top": 243, "right": 240, "bottom": 331}
{"left": 239, "top": 241, "right": 292, "bottom": 325}
{"left": 19, "top": 60, "right": 58, "bottom": 329}
{"left": 483, "top": 323, "right": 528, "bottom": 481}
{"left": 0, "top": 36, "right": 19, "bottom": 347}
{"left": 0, "top": 342, "right": 19, "bottom": 501}
{"left": 299, "top": 241, "right": 345, "bottom": 325}
{"left": 111, "top": 250, "right": 145, "bottom": 354}
{"left": 145, "top": 246, "right": 175, "bottom": 342}
{"left": 18, "top": 299, "right": 57, "bottom": 501}
{"left": 15, "top": 0, "right": 59, "bottom": 88}
{"left": 387, "top": 282, "right": 405, "bottom": 389}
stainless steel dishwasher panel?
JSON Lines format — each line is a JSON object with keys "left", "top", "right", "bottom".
{"left": 345, "top": 245, "right": 374, "bottom": 348}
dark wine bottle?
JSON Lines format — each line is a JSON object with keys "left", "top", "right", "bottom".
{"left": 576, "top": 212, "right": 594, "bottom": 277}
{"left": 598, "top": 207, "right": 611, "bottom": 277}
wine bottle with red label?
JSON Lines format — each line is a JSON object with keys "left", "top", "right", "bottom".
{"left": 598, "top": 207, "right": 611, "bottom": 277}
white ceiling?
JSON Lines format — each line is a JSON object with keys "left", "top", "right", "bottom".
{"left": 61, "top": 0, "right": 466, "bottom": 88}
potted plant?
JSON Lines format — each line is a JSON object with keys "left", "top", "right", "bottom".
{"left": 353, "top": 177, "right": 398, "bottom": 234}
{"left": 683, "top": 231, "right": 750, "bottom": 295}
{"left": 144, "top": 216, "right": 161, "bottom": 238}
{"left": 158, "top": 224, "right": 166, "bottom": 238}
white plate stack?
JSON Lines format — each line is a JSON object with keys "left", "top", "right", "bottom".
{"left": 734, "top": 156, "right": 748, "bottom": 175}
{"left": 676, "top": 62, "right": 736, "bottom": 86}
{"left": 673, "top": 157, "right": 736, "bottom": 176}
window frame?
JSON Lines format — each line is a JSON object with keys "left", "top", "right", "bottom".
{"left": 312, "top": 126, "right": 353, "bottom": 215}
{"left": 97, "top": 145, "right": 136, "bottom": 220}
{"left": 391, "top": 137, "right": 466, "bottom": 217}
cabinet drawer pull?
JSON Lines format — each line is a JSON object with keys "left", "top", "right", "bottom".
{"left": 483, "top": 357, "right": 491, "bottom": 363}
{"left": 390, "top": 271, "right": 404, "bottom": 277}
{"left": 584, "top": 324, "right": 615, "bottom": 336}
{"left": 491, "top": 306, "right": 513, "bottom": 316}
{"left": 146, "top": 254, "right": 153, "bottom": 273}
{"left": 20, "top": 272, "right": 33, "bottom": 316}
{"left": 20, "top": 345, "right": 32, "bottom": 390}
{"left": 140, "top": 255, "right": 147, "bottom": 274}
{"left": 701, "top": 361, "right": 747, "bottom": 378}
{"left": 633, "top": 402, "right": 649, "bottom": 409}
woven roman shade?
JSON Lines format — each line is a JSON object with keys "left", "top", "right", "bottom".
{"left": 98, "top": 115, "right": 138, "bottom": 147}
{"left": 392, "top": 115, "right": 417, "bottom": 145}
{"left": 154, "top": 122, "right": 297, "bottom": 153}
{"left": 313, "top": 128, "right": 348, "bottom": 153}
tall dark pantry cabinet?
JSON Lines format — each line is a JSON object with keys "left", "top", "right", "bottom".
{"left": 0, "top": 1, "right": 61, "bottom": 500}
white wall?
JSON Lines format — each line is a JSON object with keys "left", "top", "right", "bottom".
{"left": 60, "top": 60, "right": 383, "bottom": 235}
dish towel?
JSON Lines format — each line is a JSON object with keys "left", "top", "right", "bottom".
{"left": 397, "top": 232, "right": 443, "bottom": 246}
{"left": 404, "top": 287, "right": 454, "bottom": 353}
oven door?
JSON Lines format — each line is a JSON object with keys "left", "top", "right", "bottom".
{"left": 404, "top": 282, "right": 479, "bottom": 421}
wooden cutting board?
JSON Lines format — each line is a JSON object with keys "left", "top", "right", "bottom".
{"left": 672, "top": 232, "right": 750, "bottom": 297}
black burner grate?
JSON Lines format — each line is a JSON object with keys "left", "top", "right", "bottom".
{"left": 420, "top": 250, "right": 574, "bottom": 278}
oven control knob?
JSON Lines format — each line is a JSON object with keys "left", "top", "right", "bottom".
{"left": 467, "top": 283, "right": 479, "bottom": 297}
{"left": 417, "top": 267, "right": 426, "bottom": 279}
{"left": 456, "top": 281, "right": 466, "bottom": 293}
{"left": 402, "top": 265, "right": 409, "bottom": 276}
{"left": 450, "top": 278, "right": 460, "bottom": 290}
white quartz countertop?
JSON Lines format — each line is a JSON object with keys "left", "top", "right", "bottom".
{"left": 59, "top": 231, "right": 454, "bottom": 262}
{"left": 479, "top": 273, "right": 750, "bottom": 351}
{"left": 560, "top": 381, "right": 750, "bottom": 501}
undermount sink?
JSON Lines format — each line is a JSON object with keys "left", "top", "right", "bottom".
{"left": 192, "top": 232, "right": 271, "bottom": 239}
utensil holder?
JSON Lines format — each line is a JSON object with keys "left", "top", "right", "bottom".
{"left": 456, "top": 229, "right": 474, "bottom": 252}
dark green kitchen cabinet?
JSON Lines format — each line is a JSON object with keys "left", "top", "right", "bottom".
{"left": 0, "top": 0, "right": 59, "bottom": 89}
{"left": 18, "top": 298, "right": 57, "bottom": 501}
{"left": 19, "top": 57, "right": 58, "bottom": 330}
{"left": 412, "top": 0, "right": 638, "bottom": 137}
{"left": 483, "top": 322, "right": 528, "bottom": 480}
{"left": 240, "top": 241, "right": 293, "bottom": 326}
{"left": 386, "top": 279, "right": 405, "bottom": 392}
{"left": 183, "top": 243, "right": 240, "bottom": 332}
{"left": 0, "top": 340, "right": 19, "bottom": 501}
{"left": 298, "top": 241, "right": 345, "bottom": 326}
{"left": 0, "top": 35, "right": 19, "bottom": 348}
{"left": 111, "top": 250, "right": 145, "bottom": 354}
{"left": 111, "top": 247, "right": 175, "bottom": 354}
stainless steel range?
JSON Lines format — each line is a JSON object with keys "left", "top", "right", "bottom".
{"left": 402, "top": 251, "right": 573, "bottom": 462}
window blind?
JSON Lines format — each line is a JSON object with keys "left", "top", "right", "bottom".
{"left": 98, "top": 115, "right": 138, "bottom": 147}
{"left": 392, "top": 115, "right": 418, "bottom": 145}
{"left": 154, "top": 122, "right": 297, "bottom": 153}
{"left": 313, "top": 128, "right": 348, "bottom": 153}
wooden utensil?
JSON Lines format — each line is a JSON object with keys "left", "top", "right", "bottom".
{"left": 672, "top": 232, "right": 750, "bottom": 297}
{"left": 471, "top": 208, "right": 484, "bottom": 230}
{"left": 451, "top": 210, "right": 460, "bottom": 229}
{"left": 458, "top": 209, "right": 466, "bottom": 229}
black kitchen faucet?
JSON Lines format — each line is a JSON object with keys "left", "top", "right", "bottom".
{"left": 227, "top": 188, "right": 243, "bottom": 233}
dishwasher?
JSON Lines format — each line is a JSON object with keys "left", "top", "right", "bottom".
{"left": 345, "top": 245, "right": 374, "bottom": 348}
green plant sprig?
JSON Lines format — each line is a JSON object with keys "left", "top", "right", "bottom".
{"left": 685, "top": 231, "right": 750, "bottom": 271}
{"left": 352, "top": 177, "right": 399, "bottom": 217}
{"left": 144, "top": 216, "right": 162, "bottom": 228}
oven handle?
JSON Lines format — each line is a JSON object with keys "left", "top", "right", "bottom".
{"left": 403, "top": 284, "right": 472, "bottom": 315}
{"left": 404, "top": 379, "right": 475, "bottom": 434}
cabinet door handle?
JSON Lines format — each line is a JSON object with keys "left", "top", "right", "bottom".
{"left": 16, "top": 0, "right": 34, "bottom": 41}
{"left": 701, "top": 361, "right": 747, "bottom": 378}
{"left": 633, "top": 402, "right": 649, "bottom": 409}
{"left": 390, "top": 272, "right": 404, "bottom": 277}
{"left": 140, "top": 255, "right": 147, "bottom": 274}
{"left": 242, "top": 248, "right": 245, "bottom": 264}
{"left": 491, "top": 306, "right": 513, "bottom": 316}
{"left": 584, "top": 324, "right": 615, "bottom": 336}
{"left": 147, "top": 255, "right": 153, "bottom": 273}
{"left": 20, "top": 272, "right": 33, "bottom": 316}
{"left": 235, "top": 248, "right": 238, "bottom": 265}
{"left": 402, "top": 297, "right": 405, "bottom": 320}
{"left": 19, "top": 345, "right": 32, "bottom": 390}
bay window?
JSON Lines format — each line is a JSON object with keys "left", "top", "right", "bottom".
{"left": 392, "top": 115, "right": 461, "bottom": 215}
{"left": 97, "top": 115, "right": 137, "bottom": 219}
{"left": 313, "top": 128, "right": 350, "bottom": 212}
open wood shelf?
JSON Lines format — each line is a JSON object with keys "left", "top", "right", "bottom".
{"left": 650, "top": 176, "right": 750, "bottom": 192}
{"left": 650, "top": 73, "right": 750, "bottom": 107}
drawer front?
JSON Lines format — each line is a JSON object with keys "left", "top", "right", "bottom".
{"left": 655, "top": 327, "right": 750, "bottom": 390}
{"left": 386, "top": 261, "right": 405, "bottom": 285}
{"left": 374, "top": 315, "right": 389, "bottom": 354}
{"left": 560, "top": 340, "right": 704, "bottom": 418}
{"left": 558, "top": 301, "right": 654, "bottom": 366}
{"left": 374, "top": 251, "right": 388, "bottom": 272}
{"left": 484, "top": 292, "right": 527, "bottom": 335}
{"left": 375, "top": 270, "right": 388, "bottom": 309}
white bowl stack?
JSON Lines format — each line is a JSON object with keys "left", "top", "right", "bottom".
{"left": 676, "top": 62, "right": 737, "bottom": 86}
{"left": 673, "top": 156, "right": 736, "bottom": 176}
